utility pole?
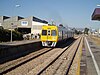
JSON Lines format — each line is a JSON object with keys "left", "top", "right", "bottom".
{"left": 11, "top": 23, "right": 13, "bottom": 42}
{"left": 10, "top": 4, "right": 20, "bottom": 42}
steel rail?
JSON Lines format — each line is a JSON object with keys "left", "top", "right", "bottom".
{"left": 26, "top": 37, "right": 81, "bottom": 75}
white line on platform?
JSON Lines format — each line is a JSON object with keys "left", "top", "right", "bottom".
{"left": 85, "top": 37, "right": 100, "bottom": 75}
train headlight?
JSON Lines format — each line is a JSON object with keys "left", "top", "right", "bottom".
{"left": 52, "top": 37, "right": 56, "bottom": 40}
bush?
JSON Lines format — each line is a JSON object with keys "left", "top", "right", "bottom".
{"left": 0, "top": 26, "right": 4, "bottom": 30}
{"left": 12, "top": 30, "right": 23, "bottom": 40}
{"left": 0, "top": 29, "right": 23, "bottom": 42}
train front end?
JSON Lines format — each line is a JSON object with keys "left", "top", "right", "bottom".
{"left": 41, "top": 25, "right": 58, "bottom": 47}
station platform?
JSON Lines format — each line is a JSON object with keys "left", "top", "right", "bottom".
{"left": 0, "top": 39, "right": 41, "bottom": 64}
{"left": 80, "top": 36, "right": 100, "bottom": 75}
{"left": 0, "top": 39, "right": 40, "bottom": 46}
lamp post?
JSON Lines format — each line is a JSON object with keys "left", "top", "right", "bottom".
{"left": 10, "top": 4, "right": 20, "bottom": 42}
{"left": 10, "top": 22, "right": 13, "bottom": 42}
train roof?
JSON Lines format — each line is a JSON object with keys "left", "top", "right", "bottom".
{"left": 42, "top": 25, "right": 74, "bottom": 32}
{"left": 42, "top": 25, "right": 58, "bottom": 29}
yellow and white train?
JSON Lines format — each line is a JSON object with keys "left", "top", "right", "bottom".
{"left": 41, "top": 25, "right": 74, "bottom": 47}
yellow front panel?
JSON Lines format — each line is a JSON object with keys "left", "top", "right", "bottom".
{"left": 41, "top": 34, "right": 58, "bottom": 42}
{"left": 41, "top": 25, "right": 58, "bottom": 42}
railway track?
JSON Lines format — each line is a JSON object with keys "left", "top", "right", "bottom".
{"left": 0, "top": 48, "right": 53, "bottom": 74}
{"left": 0, "top": 38, "right": 75, "bottom": 75}
{"left": 27, "top": 37, "right": 82, "bottom": 75}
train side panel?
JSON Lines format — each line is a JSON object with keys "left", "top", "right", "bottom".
{"left": 58, "top": 26, "right": 68, "bottom": 41}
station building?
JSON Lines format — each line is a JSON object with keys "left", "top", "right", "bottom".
{"left": 0, "top": 16, "right": 10, "bottom": 28}
{"left": 0, "top": 16, "right": 48, "bottom": 35}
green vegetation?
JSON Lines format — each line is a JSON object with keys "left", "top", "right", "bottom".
{"left": 0, "top": 26, "right": 4, "bottom": 30}
{"left": 73, "top": 27, "right": 89, "bottom": 35}
{"left": 74, "top": 29, "right": 82, "bottom": 35}
{"left": 84, "top": 28, "right": 89, "bottom": 34}
{"left": 0, "top": 28, "right": 23, "bottom": 42}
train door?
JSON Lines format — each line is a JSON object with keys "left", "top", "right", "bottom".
{"left": 47, "top": 29, "right": 51, "bottom": 40}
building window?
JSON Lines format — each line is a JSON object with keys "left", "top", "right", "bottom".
{"left": 21, "top": 21, "right": 28, "bottom": 26}
{"left": 33, "top": 17, "right": 48, "bottom": 24}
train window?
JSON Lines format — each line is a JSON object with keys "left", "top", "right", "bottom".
{"left": 51, "top": 30, "right": 56, "bottom": 36}
{"left": 42, "top": 30, "right": 47, "bottom": 35}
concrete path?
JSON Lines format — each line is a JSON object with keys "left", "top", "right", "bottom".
{"left": 81, "top": 36, "right": 100, "bottom": 75}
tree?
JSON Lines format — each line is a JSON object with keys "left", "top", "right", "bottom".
{"left": 0, "top": 26, "right": 4, "bottom": 30}
{"left": 74, "top": 29, "right": 82, "bottom": 35}
{"left": 59, "top": 24, "right": 63, "bottom": 27}
{"left": 0, "top": 28, "right": 23, "bottom": 42}
{"left": 84, "top": 28, "right": 89, "bottom": 34}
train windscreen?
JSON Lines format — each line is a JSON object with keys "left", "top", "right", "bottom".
{"left": 42, "top": 30, "right": 47, "bottom": 35}
{"left": 51, "top": 30, "right": 56, "bottom": 36}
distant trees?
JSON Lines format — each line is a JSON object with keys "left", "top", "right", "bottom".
{"left": 72, "top": 28, "right": 82, "bottom": 35}
{"left": 59, "top": 24, "right": 63, "bottom": 27}
{"left": 74, "top": 29, "right": 82, "bottom": 34}
{"left": 84, "top": 28, "right": 89, "bottom": 34}
{"left": 0, "top": 28, "right": 23, "bottom": 42}
{"left": 0, "top": 26, "right": 4, "bottom": 30}
{"left": 73, "top": 27, "right": 89, "bottom": 35}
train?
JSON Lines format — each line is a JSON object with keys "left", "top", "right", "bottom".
{"left": 40, "top": 25, "right": 74, "bottom": 47}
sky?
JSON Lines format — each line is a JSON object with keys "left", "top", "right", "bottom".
{"left": 0, "top": 0, "right": 100, "bottom": 29}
